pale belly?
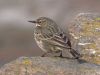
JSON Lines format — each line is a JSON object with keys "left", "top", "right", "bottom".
{"left": 34, "top": 30, "right": 64, "bottom": 53}
{"left": 34, "top": 37, "right": 47, "bottom": 52}
{"left": 34, "top": 37, "right": 62, "bottom": 53}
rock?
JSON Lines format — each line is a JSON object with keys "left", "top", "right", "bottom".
{"left": 0, "top": 57, "right": 100, "bottom": 75}
{"left": 69, "top": 13, "right": 100, "bottom": 65}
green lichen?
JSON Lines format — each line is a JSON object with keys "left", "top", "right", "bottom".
{"left": 95, "top": 17, "right": 100, "bottom": 21}
{"left": 22, "top": 58, "right": 32, "bottom": 65}
{"left": 81, "top": 21, "right": 100, "bottom": 36}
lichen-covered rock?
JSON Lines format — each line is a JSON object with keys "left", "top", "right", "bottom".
{"left": 0, "top": 57, "right": 100, "bottom": 75}
{"left": 69, "top": 13, "right": 100, "bottom": 64}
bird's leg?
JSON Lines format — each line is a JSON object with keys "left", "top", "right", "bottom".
{"left": 41, "top": 52, "right": 48, "bottom": 57}
{"left": 59, "top": 51, "right": 63, "bottom": 57}
{"left": 53, "top": 51, "right": 63, "bottom": 58}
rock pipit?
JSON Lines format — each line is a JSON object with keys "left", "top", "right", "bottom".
{"left": 28, "top": 17, "right": 81, "bottom": 59}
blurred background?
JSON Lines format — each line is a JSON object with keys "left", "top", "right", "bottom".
{"left": 0, "top": 0, "right": 100, "bottom": 67}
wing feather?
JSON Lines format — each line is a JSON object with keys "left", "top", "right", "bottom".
{"left": 41, "top": 29, "right": 72, "bottom": 50}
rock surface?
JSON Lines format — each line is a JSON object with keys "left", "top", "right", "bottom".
{"left": 0, "top": 13, "right": 100, "bottom": 75}
{"left": 69, "top": 13, "right": 100, "bottom": 65}
{"left": 0, "top": 57, "right": 100, "bottom": 75}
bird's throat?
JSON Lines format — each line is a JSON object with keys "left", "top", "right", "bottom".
{"left": 36, "top": 24, "right": 41, "bottom": 27}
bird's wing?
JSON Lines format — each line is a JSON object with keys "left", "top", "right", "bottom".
{"left": 52, "top": 32, "right": 71, "bottom": 48}
{"left": 47, "top": 32, "right": 71, "bottom": 49}
{"left": 41, "top": 30, "right": 81, "bottom": 58}
{"left": 51, "top": 32, "right": 81, "bottom": 58}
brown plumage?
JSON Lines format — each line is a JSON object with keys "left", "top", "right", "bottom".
{"left": 29, "top": 17, "right": 81, "bottom": 59}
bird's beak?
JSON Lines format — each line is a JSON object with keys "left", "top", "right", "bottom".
{"left": 28, "top": 20, "right": 41, "bottom": 27}
{"left": 28, "top": 21, "right": 37, "bottom": 23}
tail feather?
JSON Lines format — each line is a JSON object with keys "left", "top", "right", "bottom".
{"left": 70, "top": 48, "right": 81, "bottom": 59}
{"left": 67, "top": 39, "right": 81, "bottom": 59}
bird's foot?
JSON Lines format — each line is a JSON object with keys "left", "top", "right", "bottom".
{"left": 41, "top": 53, "right": 47, "bottom": 57}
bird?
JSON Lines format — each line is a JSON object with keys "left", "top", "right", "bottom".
{"left": 28, "top": 17, "right": 81, "bottom": 59}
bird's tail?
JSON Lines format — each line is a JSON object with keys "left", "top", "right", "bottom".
{"left": 69, "top": 48, "right": 81, "bottom": 59}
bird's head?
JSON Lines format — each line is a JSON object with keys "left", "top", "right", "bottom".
{"left": 28, "top": 17, "right": 54, "bottom": 28}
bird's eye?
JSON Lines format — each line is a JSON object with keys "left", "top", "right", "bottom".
{"left": 37, "top": 20, "right": 42, "bottom": 23}
{"left": 39, "top": 21, "right": 42, "bottom": 23}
